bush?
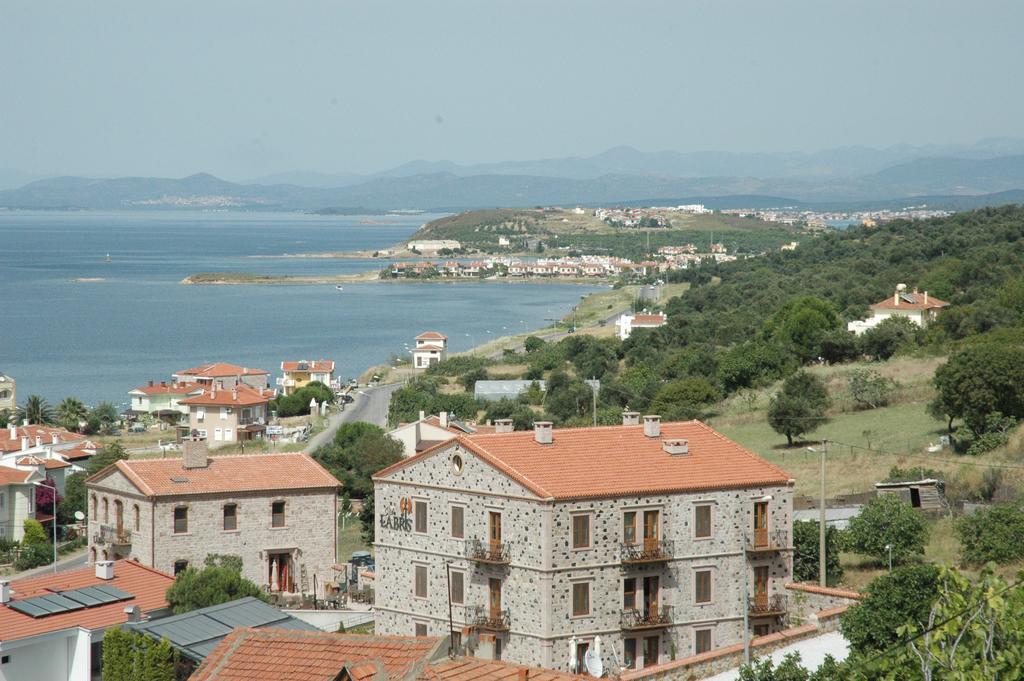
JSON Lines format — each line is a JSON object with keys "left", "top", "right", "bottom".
{"left": 523, "top": 336, "right": 546, "bottom": 354}
{"left": 21, "top": 519, "right": 49, "bottom": 547}
{"left": 840, "top": 564, "right": 940, "bottom": 655}
{"left": 956, "top": 502, "right": 1024, "bottom": 564}
{"left": 859, "top": 316, "right": 920, "bottom": 360}
{"left": 846, "top": 494, "right": 929, "bottom": 564}
{"left": 165, "top": 566, "right": 266, "bottom": 614}
{"left": 954, "top": 413, "right": 1017, "bottom": 456}
{"left": 15, "top": 542, "right": 54, "bottom": 570}
{"left": 846, "top": 368, "right": 897, "bottom": 410}
{"left": 792, "top": 520, "right": 843, "bottom": 585}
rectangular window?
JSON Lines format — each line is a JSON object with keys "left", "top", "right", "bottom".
{"left": 223, "top": 504, "right": 237, "bottom": 531}
{"left": 575, "top": 642, "right": 589, "bottom": 673}
{"left": 214, "top": 428, "right": 223, "bottom": 441}
{"left": 0, "top": 493, "right": 4, "bottom": 509}
{"left": 414, "top": 564, "right": 428, "bottom": 598}
{"left": 643, "top": 636, "right": 659, "bottom": 667}
{"left": 572, "top": 582, "right": 590, "bottom": 616}
{"left": 623, "top": 511, "right": 636, "bottom": 545}
{"left": 219, "top": 407, "right": 228, "bottom": 420}
{"left": 623, "top": 638, "right": 637, "bottom": 669}
{"left": 450, "top": 570, "right": 464, "bottom": 604}
{"left": 223, "top": 428, "right": 233, "bottom": 441}
{"left": 414, "top": 622, "right": 428, "bottom": 637}
{"left": 695, "top": 505, "right": 712, "bottom": 539}
{"left": 271, "top": 501, "right": 286, "bottom": 528}
{"left": 196, "top": 407, "right": 205, "bottom": 422}
{"left": 173, "top": 560, "right": 189, "bottom": 575}
{"left": 572, "top": 514, "right": 590, "bottom": 549}
{"left": 450, "top": 506, "right": 464, "bottom": 539}
{"left": 414, "top": 500, "right": 427, "bottom": 534}
{"left": 695, "top": 570, "right": 712, "bottom": 604}
{"left": 173, "top": 507, "right": 188, "bottom": 534}
{"left": 623, "top": 577, "right": 637, "bottom": 609}
{"left": 695, "top": 629, "right": 712, "bottom": 654}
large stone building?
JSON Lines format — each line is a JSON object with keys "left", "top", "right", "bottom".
{"left": 85, "top": 443, "right": 340, "bottom": 593}
{"left": 0, "top": 372, "right": 14, "bottom": 412}
{"left": 373, "top": 415, "right": 794, "bottom": 674}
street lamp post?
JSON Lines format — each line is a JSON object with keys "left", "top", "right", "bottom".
{"left": 885, "top": 544, "right": 893, "bottom": 572}
{"left": 32, "top": 481, "right": 59, "bottom": 572}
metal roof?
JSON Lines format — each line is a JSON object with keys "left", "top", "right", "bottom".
{"left": 126, "top": 596, "right": 318, "bottom": 661}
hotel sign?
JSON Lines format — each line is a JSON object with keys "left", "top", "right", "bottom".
{"left": 380, "top": 496, "right": 413, "bottom": 532}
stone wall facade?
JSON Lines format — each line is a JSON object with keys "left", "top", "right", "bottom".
{"left": 374, "top": 440, "right": 794, "bottom": 674}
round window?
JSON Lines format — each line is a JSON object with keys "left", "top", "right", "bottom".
{"left": 451, "top": 454, "right": 464, "bottom": 474}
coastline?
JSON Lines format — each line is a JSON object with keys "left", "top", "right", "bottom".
{"left": 181, "top": 271, "right": 616, "bottom": 286}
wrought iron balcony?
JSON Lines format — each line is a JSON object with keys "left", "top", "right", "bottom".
{"left": 621, "top": 605, "right": 673, "bottom": 631}
{"left": 749, "top": 594, "right": 788, "bottom": 617}
{"left": 237, "top": 415, "right": 266, "bottom": 426}
{"left": 468, "top": 605, "right": 510, "bottom": 632}
{"left": 746, "top": 529, "right": 789, "bottom": 554}
{"left": 96, "top": 525, "right": 132, "bottom": 546}
{"left": 620, "top": 539, "right": 674, "bottom": 565}
{"left": 466, "top": 538, "right": 510, "bottom": 566}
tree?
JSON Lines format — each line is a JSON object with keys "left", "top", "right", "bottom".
{"left": 102, "top": 626, "right": 176, "bottom": 681}
{"left": 792, "top": 520, "right": 843, "bottom": 585}
{"left": 846, "top": 494, "right": 928, "bottom": 564}
{"left": 649, "top": 378, "right": 721, "bottom": 421}
{"left": 35, "top": 476, "right": 61, "bottom": 517}
{"left": 21, "top": 518, "right": 49, "bottom": 547}
{"left": 204, "top": 553, "right": 244, "bottom": 572}
{"left": 457, "top": 367, "right": 488, "bottom": 391}
{"left": 767, "top": 371, "right": 830, "bottom": 446}
{"left": 86, "top": 442, "right": 129, "bottom": 475}
{"left": 840, "top": 564, "right": 941, "bottom": 655}
{"left": 956, "top": 502, "right": 1024, "bottom": 564}
{"left": 846, "top": 368, "right": 897, "bottom": 410}
{"left": 15, "top": 394, "right": 55, "bottom": 425}
{"left": 90, "top": 401, "right": 120, "bottom": 431}
{"left": 523, "top": 336, "right": 546, "bottom": 354}
{"left": 738, "top": 652, "right": 844, "bottom": 681}
{"left": 858, "top": 316, "right": 920, "bottom": 360}
{"left": 165, "top": 565, "right": 266, "bottom": 614}
{"left": 762, "top": 296, "right": 842, "bottom": 363}
{"left": 61, "top": 472, "right": 86, "bottom": 524}
{"left": 931, "top": 337, "right": 1024, "bottom": 433}
{"left": 56, "top": 397, "right": 88, "bottom": 431}
{"left": 717, "top": 342, "right": 796, "bottom": 393}
{"left": 313, "top": 422, "right": 402, "bottom": 498}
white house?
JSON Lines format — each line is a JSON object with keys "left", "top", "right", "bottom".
{"left": 615, "top": 312, "right": 668, "bottom": 340}
{"left": 387, "top": 411, "right": 492, "bottom": 458}
{"left": 411, "top": 332, "right": 448, "bottom": 369}
{"left": 0, "top": 560, "right": 174, "bottom": 681}
{"left": 847, "top": 285, "right": 950, "bottom": 335}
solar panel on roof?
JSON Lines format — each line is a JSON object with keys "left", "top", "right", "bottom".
{"left": 6, "top": 600, "right": 51, "bottom": 618}
{"left": 61, "top": 589, "right": 105, "bottom": 607}
{"left": 34, "top": 593, "right": 86, "bottom": 613}
{"left": 91, "top": 584, "right": 133, "bottom": 601}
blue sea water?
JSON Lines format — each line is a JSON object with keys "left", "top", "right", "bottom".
{"left": 0, "top": 211, "right": 600, "bottom": 406}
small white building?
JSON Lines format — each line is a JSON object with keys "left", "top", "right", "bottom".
{"left": 387, "top": 411, "right": 491, "bottom": 458}
{"left": 411, "top": 332, "right": 448, "bottom": 369}
{"left": 0, "top": 373, "right": 14, "bottom": 413}
{"left": 615, "top": 312, "right": 668, "bottom": 340}
{"left": 0, "top": 560, "right": 174, "bottom": 681}
{"left": 847, "top": 285, "right": 949, "bottom": 335}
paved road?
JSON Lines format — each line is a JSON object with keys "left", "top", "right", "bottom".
{"left": 305, "top": 383, "right": 400, "bottom": 451}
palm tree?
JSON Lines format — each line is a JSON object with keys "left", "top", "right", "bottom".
{"left": 15, "top": 395, "right": 55, "bottom": 425}
{"left": 57, "top": 397, "right": 88, "bottom": 431}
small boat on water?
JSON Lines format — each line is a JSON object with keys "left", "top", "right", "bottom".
{"left": 105, "top": 253, "right": 112, "bottom": 262}
{"left": 335, "top": 285, "right": 344, "bottom": 291}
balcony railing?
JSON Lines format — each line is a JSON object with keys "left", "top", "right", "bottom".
{"left": 468, "top": 605, "right": 510, "bottom": 632}
{"left": 237, "top": 415, "right": 266, "bottom": 426}
{"left": 746, "top": 529, "right": 789, "bottom": 553}
{"left": 621, "top": 605, "right": 673, "bottom": 631}
{"left": 620, "top": 539, "right": 674, "bottom": 565}
{"left": 466, "top": 538, "right": 510, "bottom": 565}
{"left": 96, "top": 525, "right": 132, "bottom": 546}
{"left": 749, "top": 594, "right": 788, "bottom": 617}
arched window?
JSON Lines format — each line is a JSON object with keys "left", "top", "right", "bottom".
{"left": 114, "top": 500, "right": 124, "bottom": 533}
{"left": 102, "top": 498, "right": 109, "bottom": 524}
{"left": 89, "top": 547, "right": 96, "bottom": 563}
{"left": 133, "top": 504, "right": 140, "bottom": 532}
{"left": 90, "top": 494, "right": 97, "bottom": 518}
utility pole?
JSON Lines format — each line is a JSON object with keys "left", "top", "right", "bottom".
{"left": 591, "top": 377, "right": 597, "bottom": 427}
{"left": 819, "top": 440, "right": 828, "bottom": 587}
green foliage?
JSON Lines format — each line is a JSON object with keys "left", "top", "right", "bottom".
{"left": 21, "top": 518, "right": 49, "bottom": 547}
{"left": 359, "top": 493, "right": 375, "bottom": 545}
{"left": 271, "top": 381, "right": 335, "bottom": 417}
{"left": 846, "top": 494, "right": 929, "bottom": 564}
{"left": 203, "top": 553, "right": 244, "bottom": 572}
{"left": 424, "top": 355, "right": 491, "bottom": 378}
{"left": 312, "top": 422, "right": 402, "bottom": 498}
{"left": 608, "top": 364, "right": 661, "bottom": 411}
{"left": 859, "top": 316, "right": 921, "bottom": 360}
{"left": 90, "top": 401, "right": 120, "bottom": 430}
{"left": 482, "top": 399, "right": 536, "bottom": 430}
{"left": 846, "top": 368, "right": 897, "bottom": 410}
{"left": 791, "top": 520, "right": 843, "bottom": 585}
{"left": 738, "top": 652, "right": 844, "bottom": 681}
{"left": 762, "top": 296, "right": 842, "bottom": 363}
{"left": 457, "top": 367, "right": 488, "bottom": 391}
{"left": 840, "top": 563, "right": 941, "bottom": 655}
{"left": 523, "top": 336, "right": 546, "bottom": 354}
{"left": 0, "top": 409, "right": 8, "bottom": 428}
{"left": 102, "top": 626, "right": 176, "bottom": 681}
{"left": 16, "top": 394, "right": 55, "bottom": 425}
{"left": 956, "top": 502, "right": 1024, "bottom": 564}
{"left": 85, "top": 442, "right": 129, "bottom": 475}
{"left": 565, "top": 336, "right": 618, "bottom": 380}
{"left": 14, "top": 542, "right": 53, "bottom": 570}
{"left": 165, "top": 565, "right": 266, "bottom": 615}
{"left": 884, "top": 465, "right": 941, "bottom": 483}
{"left": 56, "top": 397, "right": 87, "bottom": 430}
{"left": 60, "top": 472, "right": 86, "bottom": 524}
{"left": 931, "top": 333, "right": 1024, "bottom": 433}
{"left": 544, "top": 371, "right": 595, "bottom": 424}
{"left": 717, "top": 342, "right": 796, "bottom": 392}
{"left": 767, "top": 370, "right": 831, "bottom": 446}
{"left": 388, "top": 377, "right": 481, "bottom": 426}
{"left": 649, "top": 378, "right": 721, "bottom": 421}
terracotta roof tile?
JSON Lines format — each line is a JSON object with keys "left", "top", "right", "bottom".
{"left": 130, "top": 381, "right": 200, "bottom": 396}
{"left": 0, "top": 425, "right": 85, "bottom": 453}
{"left": 377, "top": 421, "right": 791, "bottom": 500}
{"left": 43, "top": 459, "right": 72, "bottom": 469}
{"left": 190, "top": 628, "right": 441, "bottom": 681}
{"left": 281, "top": 360, "right": 335, "bottom": 372}
{"left": 785, "top": 582, "right": 862, "bottom": 600}
{"left": 421, "top": 658, "right": 587, "bottom": 680}
{"left": 180, "top": 384, "right": 274, "bottom": 407}
{"left": 175, "top": 363, "right": 270, "bottom": 378}
{"left": 413, "top": 344, "right": 445, "bottom": 352}
{"left": 871, "top": 290, "right": 949, "bottom": 311}
{"left": 415, "top": 332, "right": 448, "bottom": 341}
{"left": 0, "top": 560, "right": 174, "bottom": 643}
{"left": 0, "top": 467, "right": 35, "bottom": 484}
{"left": 632, "top": 313, "right": 667, "bottom": 325}
{"left": 90, "top": 453, "right": 339, "bottom": 497}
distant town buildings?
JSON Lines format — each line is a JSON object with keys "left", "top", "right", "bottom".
{"left": 278, "top": 360, "right": 335, "bottom": 396}
{"left": 172, "top": 363, "right": 270, "bottom": 391}
{"left": 126, "top": 380, "right": 198, "bottom": 425}
{"left": 412, "top": 332, "right": 449, "bottom": 369}
{"left": 179, "top": 382, "right": 275, "bottom": 447}
{"left": 0, "top": 372, "right": 14, "bottom": 412}
{"left": 85, "top": 443, "right": 339, "bottom": 591}
{"left": 372, "top": 415, "right": 794, "bottom": 673}
{"left": 615, "top": 311, "right": 668, "bottom": 340}
{"left": 407, "top": 239, "right": 462, "bottom": 254}
{"left": 847, "top": 284, "right": 949, "bottom": 335}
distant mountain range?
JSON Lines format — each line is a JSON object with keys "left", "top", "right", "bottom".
{"left": 3, "top": 141, "right": 1024, "bottom": 212}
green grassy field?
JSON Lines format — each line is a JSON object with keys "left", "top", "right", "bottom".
{"left": 337, "top": 514, "right": 371, "bottom": 562}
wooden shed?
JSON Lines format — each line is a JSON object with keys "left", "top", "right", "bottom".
{"left": 875, "top": 478, "right": 947, "bottom": 513}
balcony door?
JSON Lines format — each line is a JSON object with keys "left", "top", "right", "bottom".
{"left": 753, "top": 501, "right": 768, "bottom": 548}
{"left": 643, "top": 576, "right": 659, "bottom": 618}
{"left": 754, "top": 565, "right": 769, "bottom": 610}
{"left": 489, "top": 512, "right": 502, "bottom": 553}
{"left": 114, "top": 500, "right": 124, "bottom": 534}
{"left": 643, "top": 510, "right": 660, "bottom": 552}
{"left": 489, "top": 577, "right": 502, "bottom": 620}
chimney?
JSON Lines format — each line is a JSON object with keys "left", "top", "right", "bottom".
{"left": 894, "top": 290, "right": 900, "bottom": 306}
{"left": 231, "top": 387, "right": 237, "bottom": 401}
{"left": 95, "top": 560, "right": 115, "bottom": 580}
{"left": 182, "top": 438, "right": 210, "bottom": 469}
{"left": 0, "top": 580, "right": 9, "bottom": 604}
{"left": 419, "top": 410, "right": 426, "bottom": 422}
{"left": 622, "top": 410, "right": 640, "bottom": 426}
{"left": 216, "top": 379, "right": 224, "bottom": 391}
{"left": 8, "top": 424, "right": 14, "bottom": 439}
{"left": 924, "top": 291, "right": 929, "bottom": 305}
{"left": 643, "top": 415, "right": 661, "bottom": 438}
{"left": 439, "top": 411, "right": 450, "bottom": 429}
{"left": 494, "top": 418, "right": 514, "bottom": 433}
{"left": 123, "top": 605, "right": 141, "bottom": 622}
{"left": 21, "top": 436, "right": 29, "bottom": 451}
{"left": 51, "top": 433, "right": 60, "bottom": 444}
{"left": 534, "top": 421, "right": 553, "bottom": 445}
{"left": 663, "top": 438, "right": 689, "bottom": 455}
{"left": 148, "top": 380, "right": 154, "bottom": 387}
{"left": 35, "top": 436, "right": 42, "bottom": 448}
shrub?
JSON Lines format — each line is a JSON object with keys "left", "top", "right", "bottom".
{"left": 15, "top": 542, "right": 53, "bottom": 570}
{"left": 21, "top": 519, "right": 49, "bottom": 547}
{"left": 859, "top": 316, "right": 920, "bottom": 360}
{"left": 165, "top": 566, "right": 266, "bottom": 614}
{"left": 846, "top": 494, "right": 929, "bottom": 564}
{"left": 956, "top": 502, "right": 1024, "bottom": 564}
{"left": 792, "top": 520, "right": 843, "bottom": 585}
{"left": 840, "top": 564, "right": 940, "bottom": 655}
{"left": 846, "top": 368, "right": 897, "bottom": 410}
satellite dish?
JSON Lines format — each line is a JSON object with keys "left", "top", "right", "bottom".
{"left": 585, "top": 646, "right": 604, "bottom": 677}
{"left": 74, "top": 511, "right": 85, "bottom": 521}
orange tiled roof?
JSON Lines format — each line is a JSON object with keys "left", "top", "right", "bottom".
{"left": 871, "top": 290, "right": 949, "bottom": 311}
{"left": 90, "top": 452, "right": 339, "bottom": 497}
{"left": 376, "top": 421, "right": 791, "bottom": 500}
{"left": 130, "top": 381, "right": 200, "bottom": 396}
{"left": 413, "top": 344, "right": 445, "bottom": 352}
{"left": 175, "top": 363, "right": 270, "bottom": 378}
{"left": 179, "top": 384, "right": 274, "bottom": 407}
{"left": 0, "top": 424, "right": 85, "bottom": 453}
{"left": 190, "top": 628, "right": 442, "bottom": 681}
{"left": 281, "top": 360, "right": 335, "bottom": 372}
{"left": 421, "top": 658, "right": 587, "bottom": 680}
{"left": 44, "top": 459, "right": 72, "bottom": 470}
{"left": 415, "top": 331, "right": 447, "bottom": 341}
{"left": 61, "top": 445, "right": 98, "bottom": 461}
{"left": 0, "top": 560, "right": 174, "bottom": 643}
{"left": 0, "top": 467, "right": 35, "bottom": 485}
{"left": 632, "top": 313, "right": 667, "bottom": 325}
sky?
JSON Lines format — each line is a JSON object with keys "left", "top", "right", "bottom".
{"left": 1, "top": 0, "right": 1022, "bottom": 180}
